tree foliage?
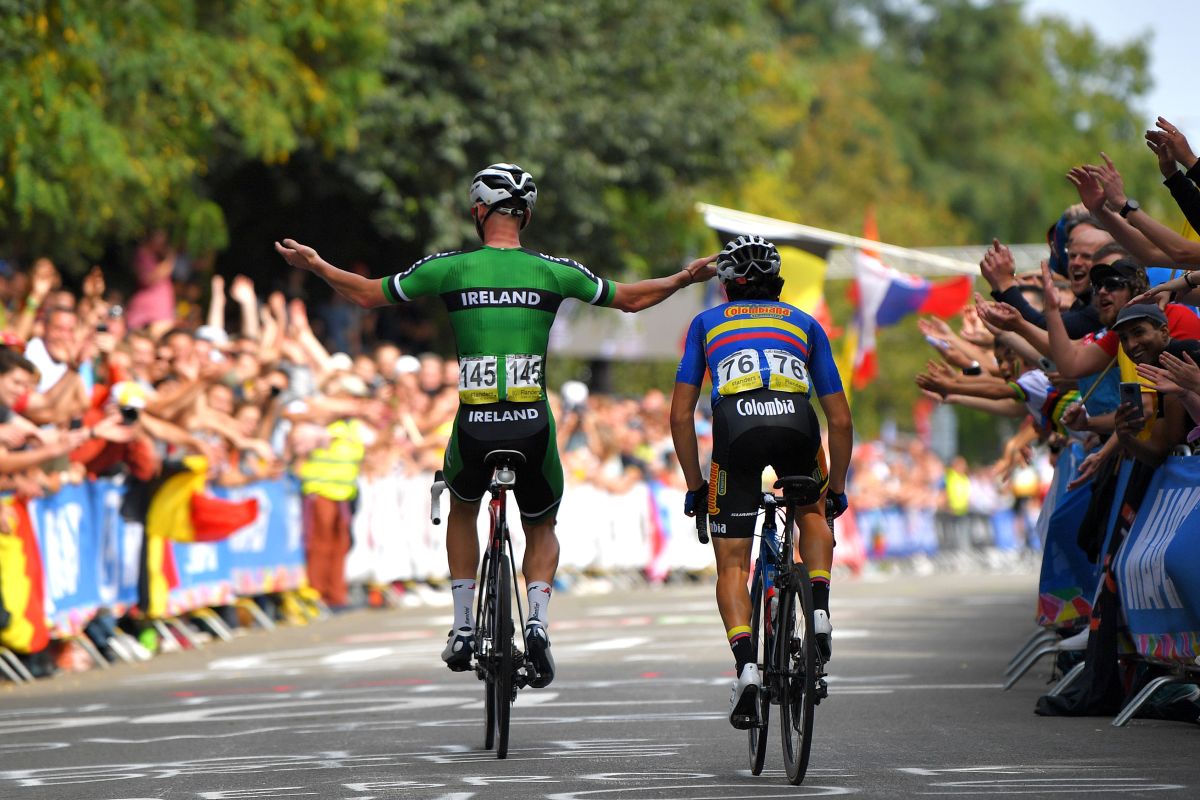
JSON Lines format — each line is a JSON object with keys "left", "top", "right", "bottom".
{"left": 0, "top": 0, "right": 1167, "bottom": 445}
{"left": 0, "top": 0, "right": 387, "bottom": 266}
{"left": 336, "top": 0, "right": 769, "bottom": 275}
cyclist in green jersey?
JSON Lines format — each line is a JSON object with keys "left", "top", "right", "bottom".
{"left": 275, "top": 163, "right": 717, "bottom": 686}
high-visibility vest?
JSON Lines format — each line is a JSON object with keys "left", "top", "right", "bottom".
{"left": 299, "top": 419, "right": 365, "bottom": 501}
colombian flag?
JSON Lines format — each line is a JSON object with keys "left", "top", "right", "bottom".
{"left": 0, "top": 498, "right": 50, "bottom": 654}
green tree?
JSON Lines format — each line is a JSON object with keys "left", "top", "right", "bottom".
{"left": 337, "top": 0, "right": 771, "bottom": 277}
{"left": 0, "top": 0, "right": 387, "bottom": 270}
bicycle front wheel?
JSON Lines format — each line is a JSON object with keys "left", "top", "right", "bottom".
{"left": 747, "top": 567, "right": 769, "bottom": 775}
{"left": 493, "top": 561, "right": 515, "bottom": 759}
{"left": 778, "top": 563, "right": 817, "bottom": 785}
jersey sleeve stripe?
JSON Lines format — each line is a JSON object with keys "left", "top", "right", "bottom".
{"left": 594, "top": 278, "right": 615, "bottom": 306}
{"left": 705, "top": 317, "right": 808, "bottom": 345}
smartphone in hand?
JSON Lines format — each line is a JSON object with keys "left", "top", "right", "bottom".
{"left": 1119, "top": 382, "right": 1144, "bottom": 421}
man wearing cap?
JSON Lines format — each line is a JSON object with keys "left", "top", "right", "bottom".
{"left": 1037, "top": 261, "right": 1200, "bottom": 385}
{"left": 1108, "top": 303, "right": 1196, "bottom": 465}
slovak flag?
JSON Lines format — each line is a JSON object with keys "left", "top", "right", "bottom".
{"left": 849, "top": 213, "right": 971, "bottom": 389}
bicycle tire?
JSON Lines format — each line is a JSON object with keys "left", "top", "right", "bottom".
{"left": 494, "top": 559, "right": 515, "bottom": 759}
{"left": 778, "top": 563, "right": 816, "bottom": 785}
{"left": 747, "top": 566, "right": 769, "bottom": 775}
{"left": 478, "top": 551, "right": 497, "bottom": 751}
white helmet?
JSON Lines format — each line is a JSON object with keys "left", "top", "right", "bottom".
{"left": 715, "top": 234, "right": 781, "bottom": 283}
{"left": 469, "top": 163, "right": 538, "bottom": 209}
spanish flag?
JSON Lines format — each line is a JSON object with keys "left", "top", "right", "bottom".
{"left": 0, "top": 497, "right": 50, "bottom": 654}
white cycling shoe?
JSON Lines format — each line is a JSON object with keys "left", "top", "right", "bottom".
{"left": 813, "top": 610, "right": 833, "bottom": 663}
{"left": 729, "top": 663, "right": 762, "bottom": 729}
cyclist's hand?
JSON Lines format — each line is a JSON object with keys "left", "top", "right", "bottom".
{"left": 827, "top": 490, "right": 849, "bottom": 519}
{"left": 684, "top": 481, "right": 708, "bottom": 517}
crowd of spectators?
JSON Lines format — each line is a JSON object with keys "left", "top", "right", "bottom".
{"left": 912, "top": 116, "right": 1200, "bottom": 719}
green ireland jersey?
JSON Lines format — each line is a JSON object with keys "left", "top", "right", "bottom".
{"left": 381, "top": 246, "right": 616, "bottom": 404}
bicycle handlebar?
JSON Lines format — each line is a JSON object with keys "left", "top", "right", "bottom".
{"left": 430, "top": 470, "right": 447, "bottom": 525}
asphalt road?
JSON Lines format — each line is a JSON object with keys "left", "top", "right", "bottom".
{"left": 1, "top": 568, "right": 1196, "bottom": 799}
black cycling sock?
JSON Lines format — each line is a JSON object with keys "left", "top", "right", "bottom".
{"left": 809, "top": 573, "right": 830, "bottom": 615}
{"left": 728, "top": 625, "right": 753, "bottom": 672}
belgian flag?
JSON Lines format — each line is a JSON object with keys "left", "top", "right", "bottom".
{"left": 0, "top": 497, "right": 50, "bottom": 654}
{"left": 140, "top": 457, "right": 258, "bottom": 619}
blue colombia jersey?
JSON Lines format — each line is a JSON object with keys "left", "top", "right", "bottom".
{"left": 676, "top": 300, "right": 843, "bottom": 407}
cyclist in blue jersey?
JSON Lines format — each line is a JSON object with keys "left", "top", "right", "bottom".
{"left": 669, "top": 235, "right": 853, "bottom": 728}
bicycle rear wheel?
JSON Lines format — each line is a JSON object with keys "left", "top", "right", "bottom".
{"left": 478, "top": 551, "right": 498, "bottom": 751}
{"left": 493, "top": 560, "right": 515, "bottom": 759}
{"left": 778, "top": 563, "right": 817, "bottom": 785}
{"left": 747, "top": 566, "right": 769, "bottom": 775}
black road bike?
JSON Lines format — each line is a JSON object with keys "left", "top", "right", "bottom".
{"left": 698, "top": 475, "right": 832, "bottom": 784}
{"left": 431, "top": 450, "right": 543, "bottom": 759}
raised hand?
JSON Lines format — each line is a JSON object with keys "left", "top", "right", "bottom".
{"left": 918, "top": 316, "right": 954, "bottom": 340}
{"left": 230, "top": 274, "right": 257, "bottom": 305}
{"left": 211, "top": 273, "right": 226, "bottom": 296}
{"left": 1040, "top": 260, "right": 1062, "bottom": 312}
{"left": 1083, "top": 152, "right": 1128, "bottom": 210}
{"left": 1066, "top": 166, "right": 1106, "bottom": 215}
{"left": 979, "top": 238, "right": 1016, "bottom": 292}
{"left": 1153, "top": 117, "right": 1198, "bottom": 168}
{"left": 1145, "top": 132, "right": 1178, "bottom": 178}
{"left": 1135, "top": 362, "right": 1183, "bottom": 394}
{"left": 1159, "top": 350, "right": 1200, "bottom": 394}
{"left": 960, "top": 302, "right": 994, "bottom": 346}
{"left": 274, "top": 239, "right": 322, "bottom": 272}
{"left": 976, "top": 299, "right": 1023, "bottom": 332}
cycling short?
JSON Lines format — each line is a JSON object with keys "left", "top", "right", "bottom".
{"left": 706, "top": 389, "right": 827, "bottom": 539}
{"left": 443, "top": 399, "right": 563, "bottom": 523}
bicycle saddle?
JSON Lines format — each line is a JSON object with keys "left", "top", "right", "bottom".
{"left": 485, "top": 449, "right": 527, "bottom": 468}
{"left": 773, "top": 475, "right": 823, "bottom": 506}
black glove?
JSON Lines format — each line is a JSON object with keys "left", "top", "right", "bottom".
{"left": 827, "top": 490, "right": 849, "bottom": 519}
{"left": 684, "top": 481, "right": 708, "bottom": 517}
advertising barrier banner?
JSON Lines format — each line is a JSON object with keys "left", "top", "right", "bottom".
{"left": 1115, "top": 456, "right": 1200, "bottom": 664}
{"left": 30, "top": 479, "right": 141, "bottom": 637}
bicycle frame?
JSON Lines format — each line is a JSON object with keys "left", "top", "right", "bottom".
{"left": 474, "top": 467, "right": 530, "bottom": 680}
{"left": 750, "top": 493, "right": 793, "bottom": 698}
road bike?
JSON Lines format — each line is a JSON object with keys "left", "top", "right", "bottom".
{"left": 699, "top": 475, "right": 831, "bottom": 784}
{"left": 431, "top": 450, "right": 541, "bottom": 759}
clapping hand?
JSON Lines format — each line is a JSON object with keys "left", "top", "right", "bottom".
{"left": 1066, "top": 166, "right": 1106, "bottom": 216}
{"left": 979, "top": 238, "right": 1016, "bottom": 292}
{"left": 1146, "top": 117, "right": 1198, "bottom": 173}
{"left": 1084, "top": 153, "right": 1128, "bottom": 211}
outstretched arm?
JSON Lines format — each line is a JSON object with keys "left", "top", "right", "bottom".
{"left": 611, "top": 255, "right": 717, "bottom": 313}
{"left": 274, "top": 239, "right": 388, "bottom": 308}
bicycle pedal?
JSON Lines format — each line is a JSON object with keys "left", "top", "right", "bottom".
{"left": 815, "top": 677, "right": 828, "bottom": 702}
